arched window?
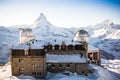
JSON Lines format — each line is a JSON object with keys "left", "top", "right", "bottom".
{"left": 37, "top": 72, "right": 41, "bottom": 75}
{"left": 24, "top": 50, "right": 28, "bottom": 55}
{"left": 55, "top": 45, "right": 59, "bottom": 50}
{"left": 59, "top": 64, "right": 62, "bottom": 68}
{"left": 67, "top": 64, "right": 70, "bottom": 68}
{"left": 68, "top": 45, "right": 73, "bottom": 50}
{"left": 52, "top": 65, "right": 55, "bottom": 68}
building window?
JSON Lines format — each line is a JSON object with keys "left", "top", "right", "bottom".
{"left": 32, "top": 64, "right": 35, "bottom": 69}
{"left": 90, "top": 54, "right": 93, "bottom": 60}
{"left": 19, "top": 58, "right": 23, "bottom": 62}
{"left": 47, "top": 64, "right": 51, "bottom": 67}
{"left": 33, "top": 64, "right": 36, "bottom": 69}
{"left": 52, "top": 65, "right": 55, "bottom": 68}
{"left": 61, "top": 45, "right": 66, "bottom": 50}
{"left": 19, "top": 68, "right": 23, "bottom": 74}
{"left": 67, "top": 64, "right": 70, "bottom": 68}
{"left": 32, "top": 72, "right": 41, "bottom": 75}
{"left": 82, "top": 71, "right": 84, "bottom": 74}
{"left": 37, "top": 72, "right": 41, "bottom": 75}
{"left": 37, "top": 64, "right": 40, "bottom": 68}
{"left": 25, "top": 50, "right": 28, "bottom": 55}
{"left": 19, "top": 59, "right": 20, "bottom": 62}
{"left": 68, "top": 45, "right": 73, "bottom": 50}
{"left": 32, "top": 72, "right": 35, "bottom": 75}
{"left": 39, "top": 64, "right": 41, "bottom": 68}
{"left": 32, "top": 64, "right": 41, "bottom": 69}
{"left": 94, "top": 52, "right": 98, "bottom": 60}
{"left": 59, "top": 64, "right": 62, "bottom": 68}
{"left": 55, "top": 45, "right": 59, "bottom": 50}
{"left": 88, "top": 53, "right": 93, "bottom": 60}
{"left": 34, "top": 72, "right": 36, "bottom": 75}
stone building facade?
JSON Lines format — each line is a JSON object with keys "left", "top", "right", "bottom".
{"left": 11, "top": 48, "right": 46, "bottom": 79}
{"left": 87, "top": 45, "right": 101, "bottom": 65}
{"left": 11, "top": 30, "right": 101, "bottom": 79}
{"left": 45, "top": 41, "right": 88, "bottom": 75}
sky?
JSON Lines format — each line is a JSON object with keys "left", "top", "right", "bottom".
{"left": 0, "top": 0, "right": 120, "bottom": 27}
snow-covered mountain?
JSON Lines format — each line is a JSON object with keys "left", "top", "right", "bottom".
{"left": 0, "top": 13, "right": 120, "bottom": 80}
{"left": 32, "top": 13, "right": 74, "bottom": 40}
{"left": 84, "top": 20, "right": 120, "bottom": 59}
{"left": 0, "top": 13, "right": 120, "bottom": 62}
{"left": 0, "top": 26, "right": 19, "bottom": 62}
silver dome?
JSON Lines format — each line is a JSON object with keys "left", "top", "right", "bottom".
{"left": 19, "top": 28, "right": 34, "bottom": 44}
{"left": 74, "top": 30, "right": 89, "bottom": 42}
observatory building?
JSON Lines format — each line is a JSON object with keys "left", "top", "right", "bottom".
{"left": 11, "top": 29, "right": 101, "bottom": 79}
{"left": 74, "top": 30, "right": 89, "bottom": 42}
{"left": 19, "top": 28, "right": 34, "bottom": 44}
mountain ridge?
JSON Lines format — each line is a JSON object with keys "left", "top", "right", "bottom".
{"left": 0, "top": 13, "right": 120, "bottom": 62}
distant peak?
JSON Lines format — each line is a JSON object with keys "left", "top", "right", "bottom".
{"left": 37, "top": 13, "right": 47, "bottom": 21}
{"left": 102, "top": 19, "right": 114, "bottom": 25}
{"left": 40, "top": 13, "right": 43, "bottom": 15}
{"left": 33, "top": 13, "right": 52, "bottom": 27}
{"left": 40, "top": 13, "right": 44, "bottom": 16}
{"left": 34, "top": 13, "right": 48, "bottom": 25}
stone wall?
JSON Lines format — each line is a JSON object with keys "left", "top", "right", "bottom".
{"left": 47, "top": 62, "right": 88, "bottom": 75}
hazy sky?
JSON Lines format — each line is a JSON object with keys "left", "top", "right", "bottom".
{"left": 0, "top": 0, "right": 120, "bottom": 27}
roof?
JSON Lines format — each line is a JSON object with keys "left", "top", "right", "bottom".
{"left": 74, "top": 30, "right": 89, "bottom": 42}
{"left": 46, "top": 54, "right": 87, "bottom": 63}
{"left": 88, "top": 45, "right": 100, "bottom": 52}
{"left": 12, "top": 41, "right": 44, "bottom": 50}
{"left": 75, "top": 30, "right": 89, "bottom": 37}
{"left": 12, "top": 44, "right": 28, "bottom": 50}
{"left": 12, "top": 39, "right": 99, "bottom": 52}
{"left": 45, "top": 39, "right": 82, "bottom": 46}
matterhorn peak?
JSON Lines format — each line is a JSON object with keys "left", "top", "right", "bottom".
{"left": 39, "top": 13, "right": 47, "bottom": 20}
{"left": 35, "top": 13, "right": 47, "bottom": 23}
{"left": 33, "top": 13, "right": 51, "bottom": 27}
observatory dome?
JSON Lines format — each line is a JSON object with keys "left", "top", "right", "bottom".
{"left": 74, "top": 30, "right": 89, "bottom": 42}
{"left": 19, "top": 28, "right": 34, "bottom": 44}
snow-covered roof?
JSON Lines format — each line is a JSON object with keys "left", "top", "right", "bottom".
{"left": 12, "top": 41, "right": 44, "bottom": 50}
{"left": 12, "top": 44, "right": 28, "bottom": 50}
{"left": 30, "top": 43, "right": 44, "bottom": 49}
{"left": 46, "top": 54, "right": 87, "bottom": 63}
{"left": 45, "top": 40, "right": 82, "bottom": 46}
{"left": 12, "top": 39, "right": 99, "bottom": 53}
{"left": 88, "top": 45, "right": 100, "bottom": 52}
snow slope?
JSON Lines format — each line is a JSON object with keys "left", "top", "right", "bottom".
{"left": 83, "top": 20, "right": 120, "bottom": 59}
{"left": 0, "top": 26, "right": 19, "bottom": 62}
{"left": 0, "top": 62, "right": 119, "bottom": 80}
